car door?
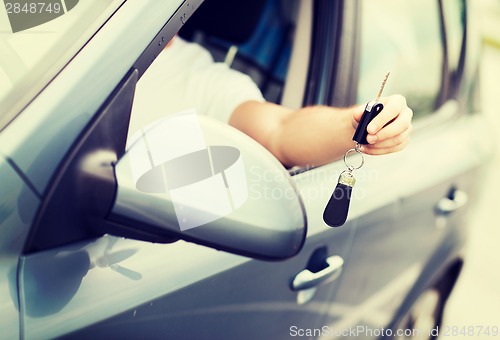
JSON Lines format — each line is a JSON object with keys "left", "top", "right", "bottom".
{"left": 295, "top": 0, "right": 491, "bottom": 337}
{"left": 0, "top": 1, "right": 355, "bottom": 339}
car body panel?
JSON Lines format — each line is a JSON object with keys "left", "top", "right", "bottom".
{"left": 48, "top": 229, "right": 354, "bottom": 339}
{"left": 0, "top": 154, "right": 40, "bottom": 340}
{"left": 19, "top": 237, "right": 249, "bottom": 339}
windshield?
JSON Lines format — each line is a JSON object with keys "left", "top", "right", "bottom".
{"left": 0, "top": 0, "right": 124, "bottom": 128}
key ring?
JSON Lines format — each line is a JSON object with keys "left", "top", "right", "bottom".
{"left": 343, "top": 144, "right": 364, "bottom": 170}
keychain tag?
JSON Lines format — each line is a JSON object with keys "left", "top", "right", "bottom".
{"left": 323, "top": 72, "right": 390, "bottom": 227}
{"left": 323, "top": 146, "right": 364, "bottom": 227}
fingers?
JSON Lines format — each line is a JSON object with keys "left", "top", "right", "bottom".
{"left": 351, "top": 104, "right": 366, "bottom": 130}
{"left": 366, "top": 125, "right": 412, "bottom": 149}
{"left": 361, "top": 120, "right": 412, "bottom": 155}
{"left": 352, "top": 104, "right": 367, "bottom": 122}
{"left": 354, "top": 94, "right": 413, "bottom": 155}
{"left": 369, "top": 105, "right": 413, "bottom": 143}
{"left": 360, "top": 137, "right": 410, "bottom": 155}
{"left": 366, "top": 94, "right": 408, "bottom": 135}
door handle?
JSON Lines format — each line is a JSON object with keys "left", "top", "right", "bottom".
{"left": 435, "top": 190, "right": 468, "bottom": 215}
{"left": 292, "top": 255, "right": 344, "bottom": 291}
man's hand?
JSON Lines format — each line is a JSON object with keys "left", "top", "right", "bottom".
{"left": 352, "top": 94, "right": 413, "bottom": 155}
{"left": 230, "top": 95, "right": 413, "bottom": 167}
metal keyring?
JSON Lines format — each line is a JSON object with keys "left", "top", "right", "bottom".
{"left": 344, "top": 146, "right": 364, "bottom": 170}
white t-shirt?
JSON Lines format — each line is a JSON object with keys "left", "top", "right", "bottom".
{"left": 127, "top": 37, "right": 265, "bottom": 140}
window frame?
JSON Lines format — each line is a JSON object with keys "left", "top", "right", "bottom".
{"left": 440, "top": 0, "right": 468, "bottom": 103}
{"left": 303, "top": 0, "right": 356, "bottom": 107}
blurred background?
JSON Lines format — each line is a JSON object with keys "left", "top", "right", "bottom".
{"left": 441, "top": 0, "right": 500, "bottom": 337}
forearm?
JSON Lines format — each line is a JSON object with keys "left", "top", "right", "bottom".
{"left": 230, "top": 101, "right": 359, "bottom": 167}
{"left": 230, "top": 95, "right": 412, "bottom": 167}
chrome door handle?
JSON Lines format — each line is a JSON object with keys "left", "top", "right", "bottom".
{"left": 292, "top": 255, "right": 344, "bottom": 291}
{"left": 435, "top": 190, "right": 468, "bottom": 215}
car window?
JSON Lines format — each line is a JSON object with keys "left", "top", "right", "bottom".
{"left": 357, "top": 0, "right": 443, "bottom": 118}
{"left": 0, "top": 0, "right": 124, "bottom": 128}
{"left": 215, "top": 0, "right": 297, "bottom": 103}
{"left": 179, "top": 0, "right": 298, "bottom": 104}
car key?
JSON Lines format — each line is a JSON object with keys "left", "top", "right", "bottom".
{"left": 323, "top": 72, "right": 390, "bottom": 227}
{"left": 352, "top": 72, "right": 390, "bottom": 144}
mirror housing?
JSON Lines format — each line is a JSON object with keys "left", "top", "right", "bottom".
{"left": 105, "top": 111, "right": 306, "bottom": 260}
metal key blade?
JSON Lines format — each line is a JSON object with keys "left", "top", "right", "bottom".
{"left": 375, "top": 72, "right": 390, "bottom": 102}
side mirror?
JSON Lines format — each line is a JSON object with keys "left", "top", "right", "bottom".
{"left": 107, "top": 111, "right": 306, "bottom": 260}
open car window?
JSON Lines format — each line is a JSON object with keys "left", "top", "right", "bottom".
{"left": 178, "top": 0, "right": 299, "bottom": 104}
{"left": 0, "top": 0, "right": 124, "bottom": 128}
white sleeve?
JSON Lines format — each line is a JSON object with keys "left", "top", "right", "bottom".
{"left": 129, "top": 38, "right": 265, "bottom": 140}
{"left": 184, "top": 50, "right": 265, "bottom": 124}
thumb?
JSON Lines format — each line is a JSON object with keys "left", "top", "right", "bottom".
{"left": 352, "top": 104, "right": 366, "bottom": 123}
{"left": 351, "top": 104, "right": 366, "bottom": 130}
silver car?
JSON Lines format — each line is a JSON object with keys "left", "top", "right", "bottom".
{"left": 0, "top": 0, "right": 491, "bottom": 339}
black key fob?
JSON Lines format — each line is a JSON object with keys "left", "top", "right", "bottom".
{"left": 352, "top": 101, "right": 384, "bottom": 145}
{"left": 323, "top": 171, "right": 355, "bottom": 227}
